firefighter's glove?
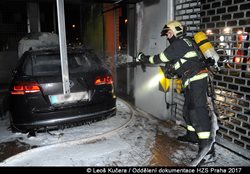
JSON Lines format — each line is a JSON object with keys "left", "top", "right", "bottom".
{"left": 137, "top": 52, "right": 150, "bottom": 63}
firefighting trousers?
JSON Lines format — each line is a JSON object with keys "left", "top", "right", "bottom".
{"left": 183, "top": 78, "right": 211, "bottom": 137}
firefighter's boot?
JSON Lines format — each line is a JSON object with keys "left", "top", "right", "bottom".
{"left": 198, "top": 139, "right": 216, "bottom": 164}
{"left": 177, "top": 131, "right": 198, "bottom": 144}
{"left": 199, "top": 139, "right": 215, "bottom": 157}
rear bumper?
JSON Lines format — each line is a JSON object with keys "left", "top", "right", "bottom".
{"left": 12, "top": 107, "right": 116, "bottom": 131}
{"left": 10, "top": 99, "right": 116, "bottom": 131}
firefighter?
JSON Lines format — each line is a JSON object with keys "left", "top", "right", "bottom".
{"left": 137, "top": 20, "right": 213, "bottom": 154}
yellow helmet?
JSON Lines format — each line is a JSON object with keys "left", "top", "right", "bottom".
{"left": 161, "top": 20, "right": 185, "bottom": 38}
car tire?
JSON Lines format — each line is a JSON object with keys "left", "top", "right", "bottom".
{"left": 10, "top": 124, "right": 19, "bottom": 133}
{"left": 10, "top": 124, "right": 28, "bottom": 134}
{"left": 6, "top": 111, "right": 21, "bottom": 133}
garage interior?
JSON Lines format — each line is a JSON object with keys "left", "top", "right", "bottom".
{"left": 0, "top": 0, "right": 249, "bottom": 166}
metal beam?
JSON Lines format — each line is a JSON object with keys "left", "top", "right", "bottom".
{"left": 56, "top": 0, "right": 70, "bottom": 95}
{"left": 0, "top": 0, "right": 143, "bottom": 4}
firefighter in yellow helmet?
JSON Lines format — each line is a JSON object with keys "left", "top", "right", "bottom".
{"left": 137, "top": 20, "right": 214, "bottom": 155}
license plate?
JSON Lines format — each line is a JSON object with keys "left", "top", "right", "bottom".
{"left": 49, "top": 92, "right": 88, "bottom": 105}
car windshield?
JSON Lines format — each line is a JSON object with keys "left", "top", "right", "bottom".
{"left": 24, "top": 52, "right": 100, "bottom": 76}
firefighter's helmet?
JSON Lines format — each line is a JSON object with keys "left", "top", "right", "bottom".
{"left": 161, "top": 20, "right": 185, "bottom": 38}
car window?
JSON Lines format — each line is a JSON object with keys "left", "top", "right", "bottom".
{"left": 68, "top": 54, "right": 99, "bottom": 73}
{"left": 32, "top": 54, "right": 61, "bottom": 76}
{"left": 23, "top": 52, "right": 100, "bottom": 76}
{"left": 22, "top": 55, "right": 33, "bottom": 75}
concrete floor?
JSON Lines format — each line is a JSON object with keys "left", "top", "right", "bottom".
{"left": 150, "top": 121, "right": 187, "bottom": 166}
{"left": 0, "top": 89, "right": 249, "bottom": 166}
{"left": 0, "top": 121, "right": 186, "bottom": 166}
{"left": 1, "top": 117, "right": 249, "bottom": 166}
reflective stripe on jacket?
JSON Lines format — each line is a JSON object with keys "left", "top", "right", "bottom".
{"left": 148, "top": 37, "right": 206, "bottom": 87}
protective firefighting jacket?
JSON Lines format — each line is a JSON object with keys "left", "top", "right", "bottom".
{"left": 148, "top": 36, "right": 208, "bottom": 88}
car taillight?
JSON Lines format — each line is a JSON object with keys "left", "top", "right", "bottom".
{"left": 11, "top": 82, "right": 40, "bottom": 95}
{"left": 94, "top": 75, "right": 113, "bottom": 85}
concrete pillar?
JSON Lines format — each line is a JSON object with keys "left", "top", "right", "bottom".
{"left": 134, "top": 0, "right": 174, "bottom": 120}
{"left": 27, "top": 2, "right": 41, "bottom": 33}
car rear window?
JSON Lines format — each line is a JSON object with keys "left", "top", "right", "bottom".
{"left": 24, "top": 52, "right": 100, "bottom": 76}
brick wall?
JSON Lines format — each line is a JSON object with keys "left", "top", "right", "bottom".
{"left": 200, "top": 0, "right": 250, "bottom": 158}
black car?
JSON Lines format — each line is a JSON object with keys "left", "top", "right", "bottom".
{"left": 5, "top": 48, "right": 116, "bottom": 132}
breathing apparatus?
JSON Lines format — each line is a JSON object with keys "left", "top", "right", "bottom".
{"left": 194, "top": 31, "right": 220, "bottom": 70}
